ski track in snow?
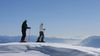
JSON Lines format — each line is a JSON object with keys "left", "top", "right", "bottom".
{"left": 0, "top": 42, "right": 99, "bottom": 56}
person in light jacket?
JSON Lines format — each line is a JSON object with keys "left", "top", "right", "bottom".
{"left": 36, "top": 23, "right": 45, "bottom": 42}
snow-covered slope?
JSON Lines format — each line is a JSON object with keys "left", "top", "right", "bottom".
{"left": 81, "top": 36, "right": 100, "bottom": 48}
{"left": 0, "top": 42, "right": 100, "bottom": 56}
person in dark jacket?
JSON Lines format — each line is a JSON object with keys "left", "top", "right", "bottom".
{"left": 20, "top": 20, "right": 31, "bottom": 42}
{"left": 36, "top": 23, "right": 45, "bottom": 42}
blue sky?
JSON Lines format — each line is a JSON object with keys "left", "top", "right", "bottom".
{"left": 0, "top": 0, "right": 100, "bottom": 38}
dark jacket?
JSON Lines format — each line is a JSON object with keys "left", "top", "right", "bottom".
{"left": 21, "top": 20, "right": 30, "bottom": 32}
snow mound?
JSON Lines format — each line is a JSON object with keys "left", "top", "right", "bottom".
{"left": 0, "top": 42, "right": 100, "bottom": 56}
{"left": 81, "top": 36, "right": 100, "bottom": 48}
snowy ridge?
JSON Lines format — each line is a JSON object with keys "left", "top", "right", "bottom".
{"left": 81, "top": 36, "right": 100, "bottom": 48}
{"left": 0, "top": 42, "right": 100, "bottom": 56}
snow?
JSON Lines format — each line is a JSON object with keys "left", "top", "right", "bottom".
{"left": 0, "top": 42, "right": 99, "bottom": 56}
{"left": 81, "top": 36, "right": 100, "bottom": 48}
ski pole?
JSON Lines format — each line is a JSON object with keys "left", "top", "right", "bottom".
{"left": 28, "top": 29, "right": 31, "bottom": 42}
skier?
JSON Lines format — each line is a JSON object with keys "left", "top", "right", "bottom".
{"left": 36, "top": 23, "right": 45, "bottom": 42}
{"left": 20, "top": 20, "right": 31, "bottom": 42}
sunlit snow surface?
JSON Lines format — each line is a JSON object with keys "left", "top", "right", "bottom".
{"left": 0, "top": 42, "right": 100, "bottom": 56}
